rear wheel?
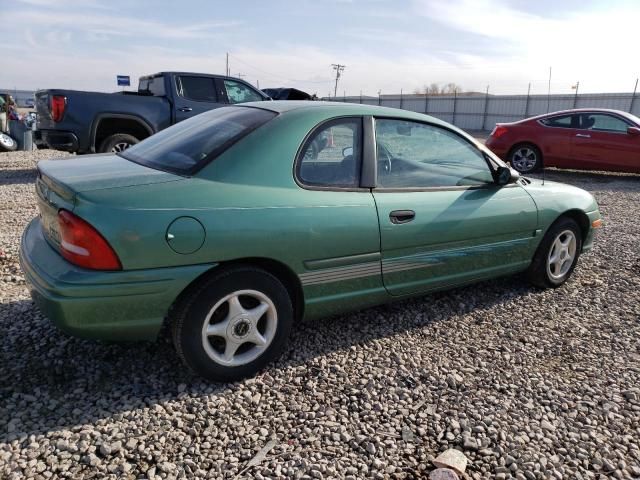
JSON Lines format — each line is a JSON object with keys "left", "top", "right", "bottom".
{"left": 0, "top": 132, "right": 18, "bottom": 152}
{"left": 98, "top": 133, "right": 139, "bottom": 153}
{"left": 509, "top": 143, "right": 542, "bottom": 173}
{"left": 171, "top": 267, "right": 294, "bottom": 381}
{"left": 528, "top": 217, "right": 582, "bottom": 288}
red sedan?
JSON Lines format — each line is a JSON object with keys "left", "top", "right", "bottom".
{"left": 485, "top": 108, "right": 640, "bottom": 174}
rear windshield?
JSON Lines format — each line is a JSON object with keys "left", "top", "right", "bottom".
{"left": 118, "top": 107, "right": 276, "bottom": 175}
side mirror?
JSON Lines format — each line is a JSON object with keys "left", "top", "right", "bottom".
{"left": 495, "top": 166, "right": 519, "bottom": 185}
{"left": 342, "top": 146, "right": 353, "bottom": 157}
{"left": 627, "top": 126, "right": 640, "bottom": 135}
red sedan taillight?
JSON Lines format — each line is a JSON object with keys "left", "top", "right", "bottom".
{"left": 57, "top": 210, "right": 122, "bottom": 270}
{"left": 50, "top": 95, "right": 67, "bottom": 122}
{"left": 490, "top": 125, "right": 508, "bottom": 138}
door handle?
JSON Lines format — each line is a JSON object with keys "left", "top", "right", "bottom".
{"left": 575, "top": 133, "right": 591, "bottom": 138}
{"left": 178, "top": 107, "right": 193, "bottom": 112}
{"left": 389, "top": 210, "right": 415, "bottom": 224}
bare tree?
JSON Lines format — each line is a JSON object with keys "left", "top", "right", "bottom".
{"left": 441, "top": 82, "right": 462, "bottom": 94}
{"left": 414, "top": 82, "right": 463, "bottom": 95}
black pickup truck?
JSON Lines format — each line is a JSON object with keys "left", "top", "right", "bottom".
{"left": 35, "top": 72, "right": 270, "bottom": 153}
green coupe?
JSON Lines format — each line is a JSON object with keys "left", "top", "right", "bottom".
{"left": 20, "top": 102, "right": 602, "bottom": 381}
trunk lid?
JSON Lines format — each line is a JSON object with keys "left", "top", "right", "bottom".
{"left": 36, "top": 153, "right": 183, "bottom": 250}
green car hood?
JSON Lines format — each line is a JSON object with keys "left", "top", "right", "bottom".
{"left": 37, "top": 153, "right": 183, "bottom": 196}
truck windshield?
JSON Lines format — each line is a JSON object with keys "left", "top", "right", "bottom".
{"left": 118, "top": 107, "right": 276, "bottom": 175}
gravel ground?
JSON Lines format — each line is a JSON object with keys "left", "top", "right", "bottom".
{"left": 1, "top": 149, "right": 639, "bottom": 480}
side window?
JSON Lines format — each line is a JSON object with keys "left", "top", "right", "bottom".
{"left": 224, "top": 80, "right": 264, "bottom": 104}
{"left": 540, "top": 114, "right": 576, "bottom": 128}
{"left": 297, "top": 119, "right": 362, "bottom": 188}
{"left": 177, "top": 76, "right": 218, "bottom": 102}
{"left": 582, "top": 114, "right": 629, "bottom": 132}
{"left": 375, "top": 119, "right": 494, "bottom": 188}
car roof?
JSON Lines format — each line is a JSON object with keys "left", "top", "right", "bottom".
{"left": 242, "top": 100, "right": 455, "bottom": 126}
{"left": 523, "top": 108, "right": 640, "bottom": 123}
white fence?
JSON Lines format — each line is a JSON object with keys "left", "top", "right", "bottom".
{"left": 329, "top": 92, "right": 640, "bottom": 131}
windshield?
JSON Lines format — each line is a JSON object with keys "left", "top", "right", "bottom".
{"left": 119, "top": 107, "right": 276, "bottom": 175}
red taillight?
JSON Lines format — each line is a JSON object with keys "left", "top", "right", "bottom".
{"left": 57, "top": 210, "right": 121, "bottom": 270}
{"left": 50, "top": 95, "right": 67, "bottom": 122}
{"left": 491, "top": 125, "right": 508, "bottom": 138}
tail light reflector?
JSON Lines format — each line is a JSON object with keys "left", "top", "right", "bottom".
{"left": 50, "top": 95, "right": 67, "bottom": 122}
{"left": 57, "top": 210, "right": 122, "bottom": 270}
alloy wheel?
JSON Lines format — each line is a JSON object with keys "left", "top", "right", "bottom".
{"left": 110, "top": 142, "right": 131, "bottom": 153}
{"left": 200, "top": 289, "right": 278, "bottom": 367}
{"left": 511, "top": 147, "right": 538, "bottom": 172}
{"left": 546, "top": 230, "right": 577, "bottom": 280}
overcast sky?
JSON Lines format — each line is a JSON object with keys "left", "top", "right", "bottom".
{"left": 2, "top": 0, "right": 638, "bottom": 96}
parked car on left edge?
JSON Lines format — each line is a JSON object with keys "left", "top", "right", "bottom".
{"left": 34, "top": 72, "right": 270, "bottom": 154}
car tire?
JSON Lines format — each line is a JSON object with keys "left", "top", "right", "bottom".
{"left": 509, "top": 143, "right": 542, "bottom": 173}
{"left": 171, "top": 266, "right": 294, "bottom": 381}
{"left": 0, "top": 132, "right": 18, "bottom": 152}
{"left": 527, "top": 217, "right": 582, "bottom": 289}
{"left": 98, "top": 133, "right": 139, "bottom": 153}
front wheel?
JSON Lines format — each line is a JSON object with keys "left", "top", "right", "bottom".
{"left": 509, "top": 143, "right": 542, "bottom": 173}
{"left": 171, "top": 267, "right": 294, "bottom": 381}
{"left": 528, "top": 217, "right": 582, "bottom": 288}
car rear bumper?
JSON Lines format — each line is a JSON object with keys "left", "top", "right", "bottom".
{"left": 37, "top": 129, "right": 79, "bottom": 152}
{"left": 485, "top": 137, "right": 509, "bottom": 159}
{"left": 19, "top": 218, "right": 215, "bottom": 341}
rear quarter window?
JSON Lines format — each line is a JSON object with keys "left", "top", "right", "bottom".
{"left": 118, "top": 107, "right": 276, "bottom": 175}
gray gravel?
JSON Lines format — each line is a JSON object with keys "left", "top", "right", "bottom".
{"left": 1, "top": 149, "right": 639, "bottom": 479}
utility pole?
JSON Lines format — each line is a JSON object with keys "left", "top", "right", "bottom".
{"left": 226, "top": 53, "right": 229, "bottom": 76}
{"left": 332, "top": 64, "right": 346, "bottom": 98}
{"left": 572, "top": 81, "right": 580, "bottom": 108}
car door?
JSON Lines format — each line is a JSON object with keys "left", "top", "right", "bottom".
{"left": 371, "top": 118, "right": 539, "bottom": 296}
{"left": 570, "top": 112, "right": 640, "bottom": 172}
{"left": 536, "top": 113, "right": 580, "bottom": 167}
{"left": 174, "top": 75, "right": 224, "bottom": 123}
{"left": 293, "top": 117, "right": 384, "bottom": 317}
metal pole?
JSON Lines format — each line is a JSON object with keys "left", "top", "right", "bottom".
{"left": 400, "top": 88, "right": 403, "bottom": 109}
{"left": 226, "top": 53, "right": 229, "bottom": 76}
{"left": 378, "top": 90, "right": 381, "bottom": 106}
{"left": 424, "top": 93, "right": 429, "bottom": 114}
{"left": 630, "top": 78, "right": 638, "bottom": 113}
{"left": 547, "top": 66, "right": 552, "bottom": 113}
{"left": 452, "top": 88, "right": 458, "bottom": 126}
{"left": 573, "top": 81, "right": 580, "bottom": 108}
{"left": 524, "top": 82, "right": 531, "bottom": 117}
{"left": 481, "top": 85, "right": 490, "bottom": 131}
{"left": 360, "top": 90, "right": 362, "bottom": 104}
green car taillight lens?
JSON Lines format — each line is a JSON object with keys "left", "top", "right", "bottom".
{"left": 57, "top": 210, "right": 122, "bottom": 271}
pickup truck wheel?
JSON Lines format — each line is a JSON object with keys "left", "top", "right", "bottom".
{"left": 0, "top": 133, "right": 18, "bottom": 152}
{"left": 99, "top": 133, "right": 139, "bottom": 153}
{"left": 171, "top": 267, "right": 294, "bottom": 382}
